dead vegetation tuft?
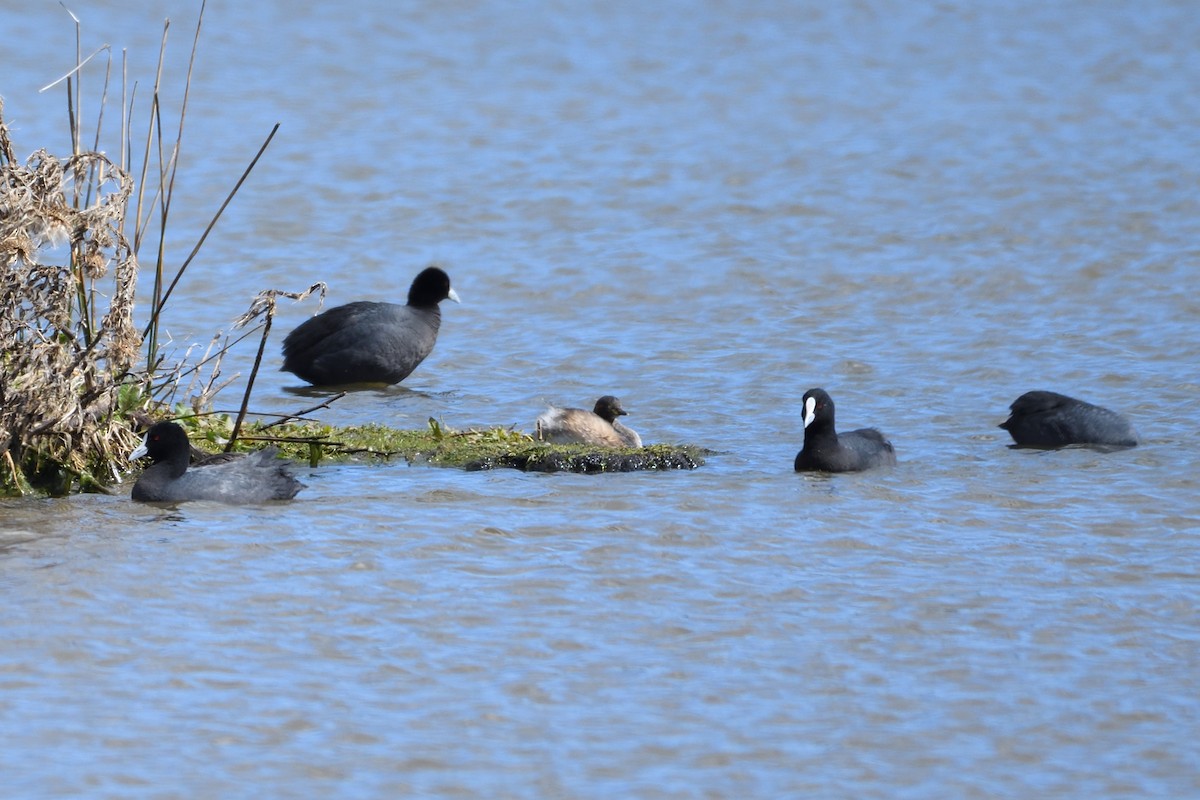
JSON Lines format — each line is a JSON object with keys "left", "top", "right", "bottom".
{"left": 0, "top": 6, "right": 287, "bottom": 494}
{"left": 1, "top": 105, "right": 143, "bottom": 492}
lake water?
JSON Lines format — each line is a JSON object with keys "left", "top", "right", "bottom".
{"left": 2, "top": 1, "right": 1199, "bottom": 797}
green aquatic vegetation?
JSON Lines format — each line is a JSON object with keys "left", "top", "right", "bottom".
{"left": 177, "top": 417, "right": 707, "bottom": 474}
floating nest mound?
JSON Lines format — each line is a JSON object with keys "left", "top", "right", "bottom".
{"left": 461, "top": 444, "right": 706, "bottom": 473}
{"left": 237, "top": 420, "right": 709, "bottom": 474}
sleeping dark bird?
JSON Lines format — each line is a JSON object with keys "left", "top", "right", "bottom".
{"left": 794, "top": 388, "right": 896, "bottom": 473}
{"left": 999, "top": 390, "right": 1137, "bottom": 448}
{"left": 129, "top": 421, "right": 304, "bottom": 503}
{"left": 536, "top": 395, "right": 643, "bottom": 448}
{"left": 281, "top": 266, "right": 460, "bottom": 386}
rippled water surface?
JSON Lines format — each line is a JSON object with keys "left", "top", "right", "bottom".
{"left": 3, "top": 1, "right": 1199, "bottom": 797}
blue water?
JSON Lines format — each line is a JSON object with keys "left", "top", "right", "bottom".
{"left": 2, "top": 1, "right": 1198, "bottom": 797}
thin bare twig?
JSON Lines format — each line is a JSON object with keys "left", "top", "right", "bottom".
{"left": 38, "top": 44, "right": 110, "bottom": 93}
{"left": 225, "top": 301, "right": 274, "bottom": 451}
{"left": 141, "top": 122, "right": 280, "bottom": 340}
{"left": 149, "top": 0, "right": 205, "bottom": 337}
{"left": 261, "top": 392, "right": 348, "bottom": 430}
{"left": 137, "top": 19, "right": 169, "bottom": 363}
{"left": 131, "top": 19, "right": 167, "bottom": 255}
{"left": 71, "top": 7, "right": 82, "bottom": 157}
{"left": 235, "top": 435, "right": 339, "bottom": 446}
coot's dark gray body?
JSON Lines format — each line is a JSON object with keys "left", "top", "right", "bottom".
{"left": 999, "top": 390, "right": 1137, "bottom": 448}
{"left": 130, "top": 422, "right": 303, "bottom": 503}
{"left": 794, "top": 388, "right": 896, "bottom": 473}
{"left": 281, "top": 266, "right": 459, "bottom": 386}
{"left": 537, "top": 395, "right": 642, "bottom": 448}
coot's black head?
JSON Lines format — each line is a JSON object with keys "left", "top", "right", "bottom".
{"left": 593, "top": 395, "right": 628, "bottom": 422}
{"left": 130, "top": 421, "right": 191, "bottom": 464}
{"left": 407, "top": 266, "right": 461, "bottom": 309}
{"left": 802, "top": 388, "right": 836, "bottom": 430}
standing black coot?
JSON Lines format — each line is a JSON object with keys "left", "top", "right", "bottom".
{"left": 129, "top": 421, "right": 304, "bottom": 503}
{"left": 999, "top": 390, "right": 1138, "bottom": 448}
{"left": 794, "top": 388, "right": 896, "bottom": 473}
{"left": 536, "top": 395, "right": 643, "bottom": 448}
{"left": 281, "top": 266, "right": 460, "bottom": 386}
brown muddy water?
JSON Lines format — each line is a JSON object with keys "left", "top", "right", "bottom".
{"left": 2, "top": 1, "right": 1198, "bottom": 797}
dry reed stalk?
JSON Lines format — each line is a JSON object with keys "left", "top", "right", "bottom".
{"left": 224, "top": 284, "right": 326, "bottom": 450}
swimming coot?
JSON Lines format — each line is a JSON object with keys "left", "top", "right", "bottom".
{"left": 999, "top": 390, "right": 1137, "bottom": 448}
{"left": 281, "top": 266, "right": 460, "bottom": 386}
{"left": 536, "top": 395, "right": 643, "bottom": 448}
{"left": 130, "top": 421, "right": 304, "bottom": 503}
{"left": 794, "top": 388, "right": 896, "bottom": 473}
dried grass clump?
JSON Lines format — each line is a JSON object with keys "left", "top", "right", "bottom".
{"left": 0, "top": 102, "right": 143, "bottom": 492}
{"left": 0, "top": 5, "right": 285, "bottom": 494}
